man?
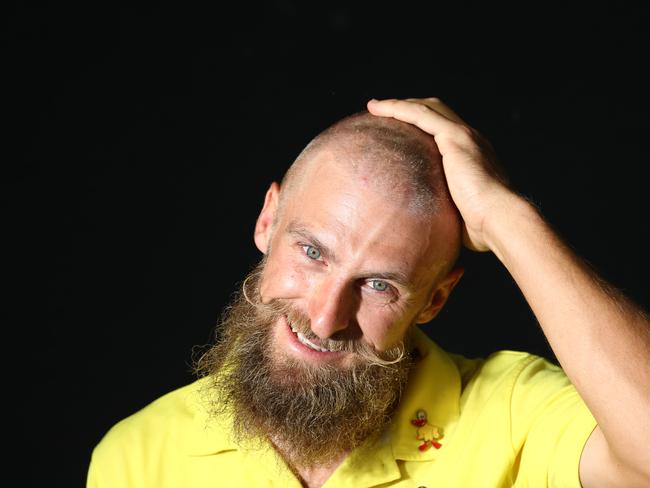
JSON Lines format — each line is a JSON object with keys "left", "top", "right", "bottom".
{"left": 87, "top": 98, "right": 650, "bottom": 487}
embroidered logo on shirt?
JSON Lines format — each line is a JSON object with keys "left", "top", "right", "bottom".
{"left": 411, "top": 409, "right": 444, "bottom": 451}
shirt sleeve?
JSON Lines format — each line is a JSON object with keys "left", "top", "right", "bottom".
{"left": 509, "top": 356, "right": 598, "bottom": 487}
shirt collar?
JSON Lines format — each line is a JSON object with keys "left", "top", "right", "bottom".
{"left": 388, "top": 327, "right": 461, "bottom": 461}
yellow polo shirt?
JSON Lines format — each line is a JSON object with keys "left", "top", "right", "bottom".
{"left": 87, "top": 329, "right": 597, "bottom": 487}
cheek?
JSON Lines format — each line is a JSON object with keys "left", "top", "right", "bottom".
{"left": 259, "top": 251, "right": 308, "bottom": 301}
{"left": 359, "top": 310, "right": 410, "bottom": 351}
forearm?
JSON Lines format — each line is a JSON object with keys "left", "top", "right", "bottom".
{"left": 485, "top": 194, "right": 650, "bottom": 471}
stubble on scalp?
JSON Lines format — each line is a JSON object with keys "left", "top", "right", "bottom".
{"left": 279, "top": 110, "right": 452, "bottom": 219}
{"left": 194, "top": 261, "right": 414, "bottom": 470}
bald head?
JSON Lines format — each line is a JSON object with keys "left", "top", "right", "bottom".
{"left": 280, "top": 111, "right": 452, "bottom": 218}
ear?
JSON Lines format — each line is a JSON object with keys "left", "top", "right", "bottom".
{"left": 414, "top": 267, "right": 464, "bottom": 324}
{"left": 254, "top": 182, "right": 281, "bottom": 254}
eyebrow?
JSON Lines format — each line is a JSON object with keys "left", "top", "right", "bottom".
{"left": 367, "top": 271, "right": 414, "bottom": 290}
{"left": 286, "top": 220, "right": 416, "bottom": 292}
{"left": 287, "top": 221, "right": 337, "bottom": 262}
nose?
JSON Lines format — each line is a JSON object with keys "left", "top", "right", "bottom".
{"left": 306, "top": 276, "right": 357, "bottom": 339}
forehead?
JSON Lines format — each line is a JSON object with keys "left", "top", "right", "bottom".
{"left": 279, "top": 157, "right": 451, "bottom": 288}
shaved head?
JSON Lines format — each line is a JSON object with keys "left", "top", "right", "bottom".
{"left": 280, "top": 111, "right": 453, "bottom": 218}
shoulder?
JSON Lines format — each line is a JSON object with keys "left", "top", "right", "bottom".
{"left": 100, "top": 379, "right": 201, "bottom": 447}
{"left": 448, "top": 349, "right": 568, "bottom": 392}
{"left": 446, "top": 349, "right": 583, "bottom": 424}
{"left": 88, "top": 379, "right": 210, "bottom": 485}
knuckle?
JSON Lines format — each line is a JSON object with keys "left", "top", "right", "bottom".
{"left": 455, "top": 124, "right": 476, "bottom": 141}
{"left": 415, "top": 102, "right": 432, "bottom": 114}
{"left": 441, "top": 124, "right": 478, "bottom": 150}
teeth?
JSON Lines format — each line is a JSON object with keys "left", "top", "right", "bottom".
{"left": 297, "top": 331, "right": 329, "bottom": 352}
{"left": 287, "top": 317, "right": 331, "bottom": 352}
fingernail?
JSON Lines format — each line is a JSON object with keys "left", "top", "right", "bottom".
{"left": 368, "top": 98, "right": 378, "bottom": 103}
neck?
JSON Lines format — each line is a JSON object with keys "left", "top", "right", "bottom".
{"left": 269, "top": 434, "right": 349, "bottom": 488}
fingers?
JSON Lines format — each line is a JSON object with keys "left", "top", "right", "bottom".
{"left": 404, "top": 97, "right": 465, "bottom": 123}
{"left": 367, "top": 98, "right": 463, "bottom": 137}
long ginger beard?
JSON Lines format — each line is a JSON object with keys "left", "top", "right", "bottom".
{"left": 194, "top": 261, "right": 414, "bottom": 470}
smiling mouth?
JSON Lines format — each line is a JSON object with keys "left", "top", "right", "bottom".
{"left": 286, "top": 316, "right": 338, "bottom": 353}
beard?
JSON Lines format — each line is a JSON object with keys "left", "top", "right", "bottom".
{"left": 194, "top": 260, "right": 414, "bottom": 470}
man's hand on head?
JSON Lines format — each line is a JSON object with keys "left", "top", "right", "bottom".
{"left": 367, "top": 97, "right": 518, "bottom": 253}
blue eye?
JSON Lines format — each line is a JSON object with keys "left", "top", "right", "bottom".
{"left": 303, "top": 245, "right": 321, "bottom": 260}
{"left": 369, "top": 280, "right": 389, "bottom": 292}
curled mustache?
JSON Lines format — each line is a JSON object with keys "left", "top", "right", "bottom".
{"left": 241, "top": 269, "right": 408, "bottom": 366}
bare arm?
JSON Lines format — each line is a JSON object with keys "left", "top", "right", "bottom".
{"left": 368, "top": 98, "right": 650, "bottom": 487}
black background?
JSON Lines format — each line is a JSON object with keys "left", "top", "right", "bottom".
{"left": 5, "top": 2, "right": 649, "bottom": 486}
